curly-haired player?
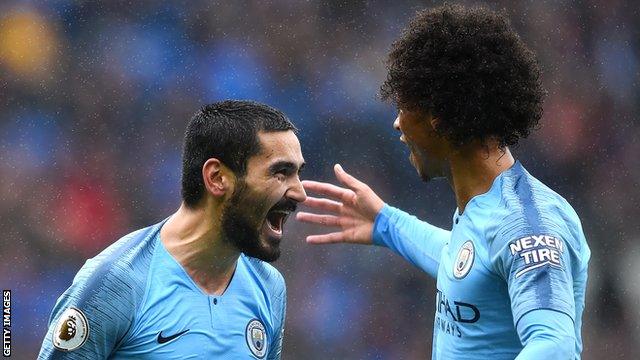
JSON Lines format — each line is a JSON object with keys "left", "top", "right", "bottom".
{"left": 298, "top": 5, "right": 589, "bottom": 359}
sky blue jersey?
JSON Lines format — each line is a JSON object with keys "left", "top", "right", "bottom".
{"left": 373, "top": 161, "right": 590, "bottom": 359}
{"left": 38, "top": 220, "right": 286, "bottom": 359}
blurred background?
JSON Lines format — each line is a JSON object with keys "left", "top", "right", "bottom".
{"left": 1, "top": 0, "right": 638, "bottom": 359}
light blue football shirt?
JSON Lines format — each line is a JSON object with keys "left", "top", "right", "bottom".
{"left": 373, "top": 161, "right": 590, "bottom": 359}
{"left": 38, "top": 220, "right": 286, "bottom": 359}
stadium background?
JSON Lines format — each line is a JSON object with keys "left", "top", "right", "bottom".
{"left": 1, "top": 0, "right": 638, "bottom": 359}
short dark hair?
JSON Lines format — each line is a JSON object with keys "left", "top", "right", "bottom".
{"left": 380, "top": 5, "right": 545, "bottom": 148}
{"left": 181, "top": 100, "right": 297, "bottom": 207}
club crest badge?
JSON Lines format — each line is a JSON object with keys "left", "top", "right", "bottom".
{"left": 52, "top": 307, "right": 89, "bottom": 351}
{"left": 245, "top": 319, "right": 267, "bottom": 358}
{"left": 453, "top": 240, "right": 475, "bottom": 279}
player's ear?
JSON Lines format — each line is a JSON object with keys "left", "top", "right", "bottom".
{"left": 202, "top": 158, "right": 232, "bottom": 198}
{"left": 428, "top": 113, "right": 440, "bottom": 132}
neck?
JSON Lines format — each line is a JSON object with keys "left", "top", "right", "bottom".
{"left": 447, "top": 144, "right": 514, "bottom": 214}
{"left": 160, "top": 202, "right": 240, "bottom": 295}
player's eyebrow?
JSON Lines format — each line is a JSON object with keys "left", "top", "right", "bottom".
{"left": 269, "top": 160, "right": 305, "bottom": 175}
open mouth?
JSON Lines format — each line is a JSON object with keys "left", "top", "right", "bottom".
{"left": 265, "top": 209, "right": 292, "bottom": 236}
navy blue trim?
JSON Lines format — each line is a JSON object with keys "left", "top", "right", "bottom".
{"left": 514, "top": 166, "right": 541, "bottom": 234}
{"left": 514, "top": 307, "right": 575, "bottom": 329}
{"left": 512, "top": 166, "right": 552, "bottom": 307}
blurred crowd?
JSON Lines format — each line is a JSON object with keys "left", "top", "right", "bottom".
{"left": 1, "top": 1, "right": 638, "bottom": 359}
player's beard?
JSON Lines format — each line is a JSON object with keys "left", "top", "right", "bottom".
{"left": 220, "top": 178, "right": 288, "bottom": 263}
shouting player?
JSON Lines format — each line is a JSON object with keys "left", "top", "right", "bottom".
{"left": 39, "top": 100, "right": 306, "bottom": 358}
{"left": 297, "top": 5, "right": 590, "bottom": 359}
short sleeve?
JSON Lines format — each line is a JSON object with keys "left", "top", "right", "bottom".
{"left": 38, "top": 258, "right": 136, "bottom": 359}
{"left": 489, "top": 233, "right": 576, "bottom": 324}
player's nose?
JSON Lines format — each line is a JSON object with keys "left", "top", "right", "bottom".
{"left": 288, "top": 178, "right": 307, "bottom": 203}
{"left": 393, "top": 115, "right": 400, "bottom": 131}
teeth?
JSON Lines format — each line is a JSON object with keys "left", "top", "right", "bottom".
{"left": 265, "top": 208, "right": 294, "bottom": 236}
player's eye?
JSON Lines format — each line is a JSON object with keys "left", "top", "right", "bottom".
{"left": 274, "top": 171, "right": 287, "bottom": 181}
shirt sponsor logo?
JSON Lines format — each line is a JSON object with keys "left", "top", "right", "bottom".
{"left": 509, "top": 235, "right": 564, "bottom": 278}
{"left": 435, "top": 290, "right": 480, "bottom": 338}
{"left": 245, "top": 319, "right": 267, "bottom": 358}
{"left": 52, "top": 307, "right": 89, "bottom": 352}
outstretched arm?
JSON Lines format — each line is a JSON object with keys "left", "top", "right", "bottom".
{"left": 296, "top": 164, "right": 450, "bottom": 278}
{"left": 373, "top": 204, "right": 449, "bottom": 277}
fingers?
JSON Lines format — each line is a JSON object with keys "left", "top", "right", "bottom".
{"left": 334, "top": 164, "right": 366, "bottom": 191}
{"left": 295, "top": 212, "right": 341, "bottom": 227}
{"left": 302, "top": 196, "right": 342, "bottom": 213}
{"left": 296, "top": 209, "right": 347, "bottom": 244}
{"left": 302, "top": 180, "right": 354, "bottom": 202}
{"left": 306, "top": 232, "right": 346, "bottom": 244}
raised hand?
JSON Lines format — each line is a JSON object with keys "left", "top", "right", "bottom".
{"left": 295, "top": 164, "right": 385, "bottom": 245}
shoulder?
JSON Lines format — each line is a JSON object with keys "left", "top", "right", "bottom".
{"left": 59, "top": 221, "right": 163, "bottom": 327}
{"left": 487, "top": 165, "right": 583, "bottom": 249}
{"left": 41, "top": 221, "right": 164, "bottom": 355}
{"left": 482, "top": 164, "right": 590, "bottom": 278}
{"left": 241, "top": 255, "right": 286, "bottom": 301}
{"left": 76, "top": 222, "right": 160, "bottom": 298}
